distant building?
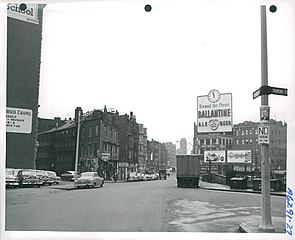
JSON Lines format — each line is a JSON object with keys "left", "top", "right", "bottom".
{"left": 37, "top": 107, "right": 120, "bottom": 179}
{"left": 193, "top": 122, "right": 234, "bottom": 155}
{"left": 6, "top": 4, "right": 46, "bottom": 169}
{"left": 147, "top": 140, "right": 168, "bottom": 172}
{"left": 113, "top": 111, "right": 139, "bottom": 180}
{"left": 164, "top": 142, "right": 176, "bottom": 167}
{"left": 233, "top": 119, "right": 287, "bottom": 171}
{"left": 138, "top": 124, "right": 148, "bottom": 173}
{"left": 177, "top": 138, "right": 187, "bottom": 154}
{"left": 36, "top": 120, "right": 77, "bottom": 175}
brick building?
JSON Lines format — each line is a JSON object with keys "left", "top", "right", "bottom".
{"left": 232, "top": 119, "right": 287, "bottom": 171}
{"left": 147, "top": 140, "right": 168, "bottom": 172}
{"left": 138, "top": 124, "right": 148, "bottom": 173}
{"left": 37, "top": 107, "right": 145, "bottom": 180}
{"left": 36, "top": 120, "right": 77, "bottom": 175}
{"left": 193, "top": 122, "right": 234, "bottom": 156}
{"left": 113, "top": 111, "right": 139, "bottom": 180}
{"left": 6, "top": 4, "right": 46, "bottom": 169}
{"left": 164, "top": 142, "right": 176, "bottom": 168}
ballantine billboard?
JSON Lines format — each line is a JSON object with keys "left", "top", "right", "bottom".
{"left": 197, "top": 90, "right": 232, "bottom": 133}
{"left": 7, "top": 3, "right": 39, "bottom": 24}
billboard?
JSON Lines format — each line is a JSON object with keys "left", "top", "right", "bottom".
{"left": 197, "top": 90, "right": 232, "bottom": 133}
{"left": 204, "top": 150, "right": 226, "bottom": 163}
{"left": 227, "top": 150, "right": 252, "bottom": 164}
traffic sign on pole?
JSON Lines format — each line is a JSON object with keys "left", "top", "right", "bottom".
{"left": 258, "top": 124, "right": 269, "bottom": 144}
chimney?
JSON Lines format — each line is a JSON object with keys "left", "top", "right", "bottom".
{"left": 130, "top": 111, "right": 133, "bottom": 120}
{"left": 75, "top": 107, "right": 82, "bottom": 122}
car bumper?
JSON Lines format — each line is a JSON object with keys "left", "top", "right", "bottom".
{"left": 6, "top": 181, "right": 19, "bottom": 186}
{"left": 75, "top": 182, "right": 92, "bottom": 188}
{"left": 22, "top": 181, "right": 43, "bottom": 185}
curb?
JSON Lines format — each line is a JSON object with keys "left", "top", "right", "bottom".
{"left": 199, "top": 186, "right": 286, "bottom": 197}
{"left": 239, "top": 223, "right": 253, "bottom": 233}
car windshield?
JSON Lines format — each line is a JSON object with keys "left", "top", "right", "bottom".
{"left": 21, "top": 170, "right": 35, "bottom": 175}
{"left": 37, "top": 171, "right": 47, "bottom": 176}
{"left": 47, "top": 172, "right": 56, "bottom": 177}
{"left": 81, "top": 172, "right": 95, "bottom": 177}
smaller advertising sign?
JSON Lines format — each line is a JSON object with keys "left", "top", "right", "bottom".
{"left": 6, "top": 107, "right": 33, "bottom": 134}
{"left": 227, "top": 150, "right": 252, "bottom": 164}
{"left": 204, "top": 150, "right": 226, "bottom": 163}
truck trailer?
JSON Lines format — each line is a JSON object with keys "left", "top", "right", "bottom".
{"left": 176, "top": 154, "right": 201, "bottom": 188}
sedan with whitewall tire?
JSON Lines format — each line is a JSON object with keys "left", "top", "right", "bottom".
{"left": 74, "top": 172, "right": 104, "bottom": 189}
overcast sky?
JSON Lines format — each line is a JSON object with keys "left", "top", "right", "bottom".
{"left": 38, "top": 0, "right": 292, "bottom": 146}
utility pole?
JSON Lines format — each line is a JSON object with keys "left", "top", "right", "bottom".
{"left": 258, "top": 5, "right": 274, "bottom": 232}
{"left": 253, "top": 5, "right": 287, "bottom": 232}
{"left": 74, "top": 109, "right": 81, "bottom": 183}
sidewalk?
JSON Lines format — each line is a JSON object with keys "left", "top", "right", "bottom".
{"left": 199, "top": 181, "right": 286, "bottom": 197}
{"left": 199, "top": 181, "right": 286, "bottom": 233}
{"left": 239, "top": 217, "right": 286, "bottom": 233}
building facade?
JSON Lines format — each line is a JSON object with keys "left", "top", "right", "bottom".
{"left": 36, "top": 107, "right": 120, "bottom": 179}
{"left": 233, "top": 119, "right": 287, "bottom": 171}
{"left": 147, "top": 140, "right": 168, "bottom": 172}
{"left": 193, "top": 122, "right": 234, "bottom": 155}
{"left": 164, "top": 142, "right": 176, "bottom": 168}
{"left": 6, "top": 4, "right": 45, "bottom": 169}
{"left": 113, "top": 111, "right": 139, "bottom": 180}
{"left": 36, "top": 120, "right": 77, "bottom": 176}
{"left": 138, "top": 124, "right": 148, "bottom": 173}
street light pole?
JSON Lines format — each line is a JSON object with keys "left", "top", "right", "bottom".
{"left": 74, "top": 109, "right": 81, "bottom": 183}
{"left": 74, "top": 109, "right": 94, "bottom": 183}
{"left": 258, "top": 5, "right": 274, "bottom": 232}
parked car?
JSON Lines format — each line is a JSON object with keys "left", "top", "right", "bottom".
{"left": 36, "top": 170, "right": 54, "bottom": 185}
{"left": 61, "top": 171, "right": 79, "bottom": 181}
{"left": 17, "top": 169, "right": 43, "bottom": 188}
{"left": 127, "top": 172, "right": 141, "bottom": 182}
{"left": 47, "top": 171, "right": 60, "bottom": 184}
{"left": 5, "top": 168, "right": 20, "bottom": 187}
{"left": 74, "top": 172, "right": 104, "bottom": 188}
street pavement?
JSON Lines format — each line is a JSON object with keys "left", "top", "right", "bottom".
{"left": 5, "top": 174, "right": 286, "bottom": 233}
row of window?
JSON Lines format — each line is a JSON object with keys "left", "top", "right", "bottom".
{"left": 80, "top": 142, "right": 119, "bottom": 158}
{"left": 55, "top": 141, "right": 76, "bottom": 148}
{"left": 236, "top": 138, "right": 257, "bottom": 145}
{"left": 55, "top": 129, "right": 76, "bottom": 137}
{"left": 235, "top": 127, "right": 286, "bottom": 137}
{"left": 81, "top": 124, "right": 118, "bottom": 141}
{"left": 236, "top": 139, "right": 285, "bottom": 145}
{"left": 199, "top": 138, "right": 233, "bottom": 146}
{"left": 235, "top": 128, "right": 257, "bottom": 136}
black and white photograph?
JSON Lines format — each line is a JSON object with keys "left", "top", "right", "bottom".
{"left": 1, "top": 0, "right": 295, "bottom": 240}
